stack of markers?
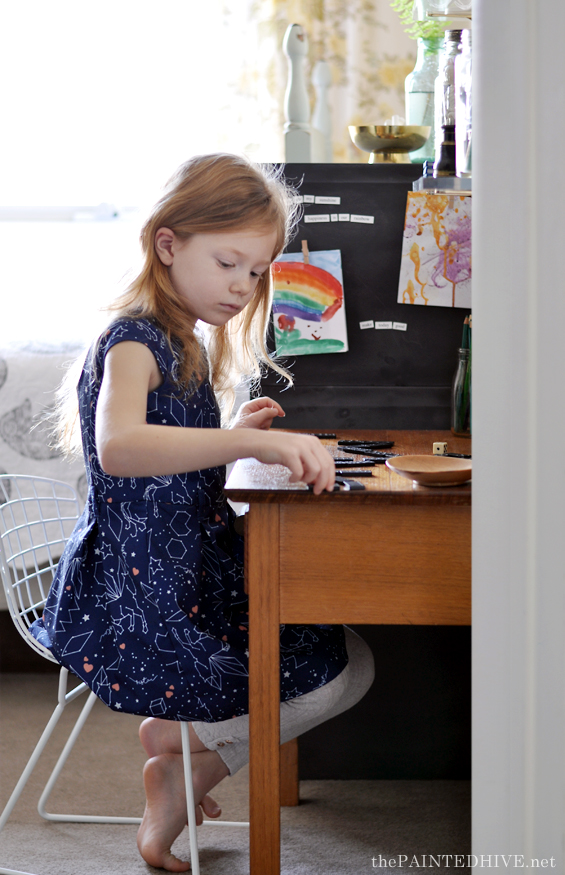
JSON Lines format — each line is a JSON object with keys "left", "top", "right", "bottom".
{"left": 452, "top": 314, "right": 472, "bottom": 436}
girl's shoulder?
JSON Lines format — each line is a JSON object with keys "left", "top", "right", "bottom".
{"left": 99, "top": 315, "right": 167, "bottom": 349}
{"left": 96, "top": 316, "right": 175, "bottom": 379}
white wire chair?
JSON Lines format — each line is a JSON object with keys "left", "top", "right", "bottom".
{"left": 0, "top": 474, "right": 247, "bottom": 875}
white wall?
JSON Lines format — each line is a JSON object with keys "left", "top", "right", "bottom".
{"left": 0, "top": 217, "right": 142, "bottom": 348}
{"left": 473, "top": 0, "right": 565, "bottom": 858}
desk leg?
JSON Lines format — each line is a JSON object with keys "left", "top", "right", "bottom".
{"left": 280, "top": 738, "right": 299, "bottom": 806}
{"left": 247, "top": 503, "right": 281, "bottom": 875}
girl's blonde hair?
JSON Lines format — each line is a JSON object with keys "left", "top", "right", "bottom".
{"left": 56, "top": 153, "right": 300, "bottom": 456}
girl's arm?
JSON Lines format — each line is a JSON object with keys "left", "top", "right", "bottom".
{"left": 95, "top": 341, "right": 334, "bottom": 494}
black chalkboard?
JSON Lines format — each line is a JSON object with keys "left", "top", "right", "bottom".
{"left": 261, "top": 163, "right": 470, "bottom": 430}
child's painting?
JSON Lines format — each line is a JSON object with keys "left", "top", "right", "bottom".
{"left": 397, "top": 192, "right": 472, "bottom": 309}
{"left": 273, "top": 250, "right": 348, "bottom": 355}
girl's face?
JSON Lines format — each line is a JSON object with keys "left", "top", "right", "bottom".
{"left": 155, "top": 227, "right": 278, "bottom": 328}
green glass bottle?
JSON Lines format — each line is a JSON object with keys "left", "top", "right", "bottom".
{"left": 451, "top": 347, "right": 471, "bottom": 437}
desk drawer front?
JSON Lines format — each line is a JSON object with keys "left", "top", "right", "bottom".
{"left": 278, "top": 504, "right": 471, "bottom": 625}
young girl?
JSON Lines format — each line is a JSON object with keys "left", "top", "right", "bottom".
{"left": 31, "top": 153, "right": 374, "bottom": 871}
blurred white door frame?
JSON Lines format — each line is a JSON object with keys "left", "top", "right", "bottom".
{"left": 473, "top": 0, "right": 565, "bottom": 857}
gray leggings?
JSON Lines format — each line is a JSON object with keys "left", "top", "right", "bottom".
{"left": 192, "top": 626, "right": 375, "bottom": 775}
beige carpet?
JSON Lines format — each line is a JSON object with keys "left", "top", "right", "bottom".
{"left": 0, "top": 674, "right": 470, "bottom": 874}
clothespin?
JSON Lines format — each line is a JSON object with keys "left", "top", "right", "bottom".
{"left": 301, "top": 239, "right": 310, "bottom": 265}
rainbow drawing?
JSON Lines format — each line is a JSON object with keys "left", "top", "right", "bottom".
{"left": 273, "top": 250, "right": 348, "bottom": 356}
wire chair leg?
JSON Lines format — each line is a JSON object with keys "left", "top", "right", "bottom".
{"left": 36, "top": 688, "right": 142, "bottom": 825}
{"left": 0, "top": 668, "right": 91, "bottom": 875}
{"left": 180, "top": 722, "right": 200, "bottom": 875}
{"left": 178, "top": 722, "right": 249, "bottom": 874}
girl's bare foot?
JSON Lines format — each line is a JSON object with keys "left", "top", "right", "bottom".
{"left": 137, "top": 748, "right": 229, "bottom": 871}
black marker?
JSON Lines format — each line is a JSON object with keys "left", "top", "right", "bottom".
{"left": 335, "top": 469, "right": 374, "bottom": 477}
{"left": 307, "top": 483, "right": 341, "bottom": 492}
{"left": 335, "top": 477, "right": 366, "bottom": 491}
{"left": 306, "top": 478, "right": 365, "bottom": 492}
{"left": 345, "top": 451, "right": 399, "bottom": 462}
{"left": 332, "top": 459, "right": 377, "bottom": 467}
{"left": 338, "top": 439, "right": 395, "bottom": 449}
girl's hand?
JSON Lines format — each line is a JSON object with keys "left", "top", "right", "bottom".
{"left": 253, "top": 431, "right": 335, "bottom": 495}
{"left": 231, "top": 396, "right": 285, "bottom": 431}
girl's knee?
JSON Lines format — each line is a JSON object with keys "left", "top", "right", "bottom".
{"left": 343, "top": 627, "right": 375, "bottom": 702}
{"left": 345, "top": 625, "right": 374, "bottom": 667}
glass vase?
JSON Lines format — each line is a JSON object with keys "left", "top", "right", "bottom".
{"left": 455, "top": 28, "right": 472, "bottom": 176}
{"left": 434, "top": 29, "right": 463, "bottom": 168}
{"left": 405, "top": 36, "right": 443, "bottom": 164}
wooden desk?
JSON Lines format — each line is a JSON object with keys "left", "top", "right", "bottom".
{"left": 224, "top": 430, "right": 471, "bottom": 875}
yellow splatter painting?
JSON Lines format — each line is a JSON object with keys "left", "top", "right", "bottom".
{"left": 397, "top": 192, "right": 472, "bottom": 308}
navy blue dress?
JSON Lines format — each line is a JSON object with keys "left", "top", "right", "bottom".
{"left": 32, "top": 318, "right": 347, "bottom": 722}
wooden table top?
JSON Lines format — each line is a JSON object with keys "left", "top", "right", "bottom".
{"left": 225, "top": 429, "right": 472, "bottom": 506}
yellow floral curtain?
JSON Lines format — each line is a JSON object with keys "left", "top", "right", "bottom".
{"left": 225, "top": 0, "right": 417, "bottom": 162}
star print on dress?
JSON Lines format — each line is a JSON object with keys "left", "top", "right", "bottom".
{"left": 30, "top": 317, "right": 348, "bottom": 721}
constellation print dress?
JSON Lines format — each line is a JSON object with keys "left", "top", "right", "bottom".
{"left": 31, "top": 317, "right": 348, "bottom": 722}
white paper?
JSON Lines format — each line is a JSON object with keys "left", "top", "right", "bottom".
{"left": 397, "top": 192, "right": 472, "bottom": 309}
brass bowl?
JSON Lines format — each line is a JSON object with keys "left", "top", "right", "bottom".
{"left": 349, "top": 125, "right": 432, "bottom": 163}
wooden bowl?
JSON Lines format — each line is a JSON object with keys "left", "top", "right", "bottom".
{"left": 385, "top": 454, "right": 472, "bottom": 487}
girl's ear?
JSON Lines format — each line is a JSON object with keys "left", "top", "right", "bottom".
{"left": 155, "top": 227, "right": 176, "bottom": 265}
